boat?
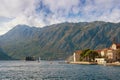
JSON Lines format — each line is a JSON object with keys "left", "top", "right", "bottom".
{"left": 38, "top": 57, "right": 41, "bottom": 62}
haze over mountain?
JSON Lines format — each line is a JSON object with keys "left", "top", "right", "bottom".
{"left": 0, "top": 21, "right": 120, "bottom": 60}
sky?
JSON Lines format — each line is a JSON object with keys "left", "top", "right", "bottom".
{"left": 0, "top": 0, "right": 120, "bottom": 35}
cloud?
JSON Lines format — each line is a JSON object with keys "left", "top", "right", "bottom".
{"left": 0, "top": 0, "right": 42, "bottom": 35}
{"left": 0, "top": 0, "right": 120, "bottom": 35}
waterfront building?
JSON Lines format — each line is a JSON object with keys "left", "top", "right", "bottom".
{"left": 95, "top": 58, "right": 105, "bottom": 64}
{"left": 111, "top": 43, "right": 120, "bottom": 50}
{"left": 73, "top": 50, "right": 82, "bottom": 62}
{"left": 98, "top": 43, "right": 120, "bottom": 62}
{"left": 72, "top": 43, "right": 120, "bottom": 63}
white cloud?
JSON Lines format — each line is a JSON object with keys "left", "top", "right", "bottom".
{"left": 0, "top": 0, "right": 120, "bottom": 35}
{"left": 0, "top": 0, "right": 42, "bottom": 35}
{"left": 0, "top": 0, "right": 39, "bottom": 18}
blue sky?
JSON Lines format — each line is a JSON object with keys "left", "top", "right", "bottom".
{"left": 0, "top": 0, "right": 120, "bottom": 35}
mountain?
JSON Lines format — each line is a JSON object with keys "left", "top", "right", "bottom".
{"left": 0, "top": 48, "right": 12, "bottom": 60}
{"left": 0, "top": 21, "right": 120, "bottom": 60}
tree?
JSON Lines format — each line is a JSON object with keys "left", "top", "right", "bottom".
{"left": 80, "top": 49, "right": 90, "bottom": 61}
{"left": 80, "top": 49, "right": 99, "bottom": 62}
{"left": 90, "top": 51, "right": 99, "bottom": 62}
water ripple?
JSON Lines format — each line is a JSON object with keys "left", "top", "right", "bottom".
{"left": 0, "top": 61, "right": 120, "bottom": 80}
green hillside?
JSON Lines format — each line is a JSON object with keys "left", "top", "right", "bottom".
{"left": 0, "top": 21, "right": 120, "bottom": 60}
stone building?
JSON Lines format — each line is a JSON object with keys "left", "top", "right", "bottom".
{"left": 72, "top": 43, "right": 120, "bottom": 63}
{"left": 73, "top": 50, "right": 82, "bottom": 62}
{"left": 97, "top": 43, "right": 120, "bottom": 62}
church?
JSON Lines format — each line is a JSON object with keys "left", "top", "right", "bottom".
{"left": 99, "top": 43, "right": 120, "bottom": 62}
{"left": 73, "top": 43, "right": 120, "bottom": 63}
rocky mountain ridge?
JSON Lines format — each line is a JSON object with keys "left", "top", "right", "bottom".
{"left": 0, "top": 21, "right": 120, "bottom": 60}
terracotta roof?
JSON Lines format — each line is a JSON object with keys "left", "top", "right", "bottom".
{"left": 75, "top": 50, "right": 82, "bottom": 54}
{"left": 101, "top": 48, "right": 108, "bottom": 51}
{"left": 108, "top": 48, "right": 115, "bottom": 50}
{"left": 95, "top": 50, "right": 102, "bottom": 52}
{"left": 116, "top": 44, "right": 120, "bottom": 48}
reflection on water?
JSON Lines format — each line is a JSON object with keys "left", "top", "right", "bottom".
{"left": 0, "top": 61, "right": 120, "bottom": 80}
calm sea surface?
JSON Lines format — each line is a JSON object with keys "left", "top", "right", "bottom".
{"left": 0, "top": 61, "right": 120, "bottom": 80}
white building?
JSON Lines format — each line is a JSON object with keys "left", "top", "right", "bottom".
{"left": 73, "top": 50, "right": 82, "bottom": 62}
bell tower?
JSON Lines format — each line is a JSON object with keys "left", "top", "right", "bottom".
{"left": 111, "top": 37, "right": 117, "bottom": 50}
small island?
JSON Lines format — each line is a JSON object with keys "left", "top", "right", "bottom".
{"left": 68, "top": 42, "right": 120, "bottom": 66}
{"left": 25, "top": 56, "right": 36, "bottom": 61}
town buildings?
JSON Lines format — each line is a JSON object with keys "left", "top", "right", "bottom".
{"left": 73, "top": 43, "right": 120, "bottom": 63}
{"left": 98, "top": 43, "right": 120, "bottom": 62}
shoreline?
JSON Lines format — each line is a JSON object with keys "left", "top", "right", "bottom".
{"left": 69, "top": 61, "right": 120, "bottom": 66}
{"left": 69, "top": 61, "right": 98, "bottom": 65}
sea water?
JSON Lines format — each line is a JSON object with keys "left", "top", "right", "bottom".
{"left": 0, "top": 61, "right": 120, "bottom": 80}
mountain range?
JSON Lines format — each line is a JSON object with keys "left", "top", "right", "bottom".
{"left": 0, "top": 21, "right": 120, "bottom": 60}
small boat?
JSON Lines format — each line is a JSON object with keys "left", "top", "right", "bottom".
{"left": 38, "top": 57, "right": 41, "bottom": 62}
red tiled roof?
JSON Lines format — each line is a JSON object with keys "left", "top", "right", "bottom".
{"left": 95, "top": 50, "right": 102, "bottom": 52}
{"left": 108, "top": 48, "right": 115, "bottom": 50}
{"left": 75, "top": 50, "right": 82, "bottom": 54}
{"left": 116, "top": 44, "right": 120, "bottom": 48}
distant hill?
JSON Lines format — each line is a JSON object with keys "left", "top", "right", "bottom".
{"left": 0, "top": 21, "right": 120, "bottom": 60}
